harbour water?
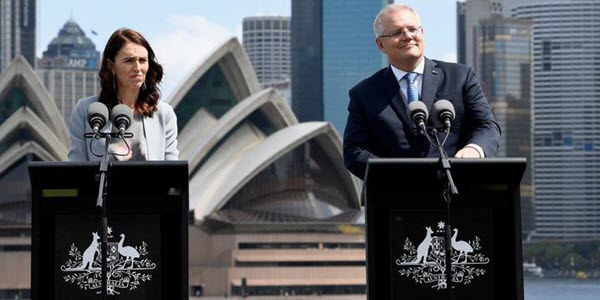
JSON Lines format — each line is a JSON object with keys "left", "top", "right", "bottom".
{"left": 197, "top": 278, "right": 600, "bottom": 299}
{"left": 524, "top": 277, "right": 600, "bottom": 300}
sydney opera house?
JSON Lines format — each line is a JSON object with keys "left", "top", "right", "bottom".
{"left": 0, "top": 38, "right": 365, "bottom": 298}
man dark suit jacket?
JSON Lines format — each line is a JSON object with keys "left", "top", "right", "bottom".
{"left": 343, "top": 57, "right": 501, "bottom": 179}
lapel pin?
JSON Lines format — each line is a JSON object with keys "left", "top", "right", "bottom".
{"left": 432, "top": 70, "right": 439, "bottom": 74}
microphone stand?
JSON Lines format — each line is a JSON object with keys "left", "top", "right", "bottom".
{"left": 95, "top": 133, "right": 111, "bottom": 300}
{"left": 430, "top": 128, "right": 458, "bottom": 300}
{"left": 85, "top": 131, "right": 132, "bottom": 300}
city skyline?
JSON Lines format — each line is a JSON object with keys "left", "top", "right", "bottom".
{"left": 2, "top": 1, "right": 600, "bottom": 298}
{"left": 36, "top": 0, "right": 459, "bottom": 101}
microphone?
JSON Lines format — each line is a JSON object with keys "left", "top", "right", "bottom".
{"left": 432, "top": 99, "right": 455, "bottom": 131}
{"left": 111, "top": 104, "right": 133, "bottom": 137}
{"left": 87, "top": 102, "right": 109, "bottom": 138}
{"left": 407, "top": 101, "right": 428, "bottom": 134}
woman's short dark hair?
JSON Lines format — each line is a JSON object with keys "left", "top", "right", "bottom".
{"left": 98, "top": 28, "right": 163, "bottom": 117}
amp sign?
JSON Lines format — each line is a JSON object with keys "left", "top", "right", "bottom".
{"left": 68, "top": 58, "right": 87, "bottom": 68}
{"left": 67, "top": 58, "right": 97, "bottom": 69}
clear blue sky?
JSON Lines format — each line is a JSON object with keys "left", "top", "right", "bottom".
{"left": 38, "top": 0, "right": 457, "bottom": 100}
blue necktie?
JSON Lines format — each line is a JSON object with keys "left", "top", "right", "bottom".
{"left": 403, "top": 72, "right": 419, "bottom": 103}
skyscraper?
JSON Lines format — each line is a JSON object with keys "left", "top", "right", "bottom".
{"left": 242, "top": 16, "right": 291, "bottom": 105}
{"left": 243, "top": 16, "right": 291, "bottom": 85}
{"left": 456, "top": 0, "right": 523, "bottom": 67}
{"left": 457, "top": 0, "right": 534, "bottom": 237}
{"left": 292, "top": 0, "right": 390, "bottom": 134}
{"left": 0, "top": 0, "right": 36, "bottom": 72}
{"left": 513, "top": 0, "right": 600, "bottom": 241}
{"left": 37, "top": 20, "right": 101, "bottom": 123}
{"left": 478, "top": 16, "right": 534, "bottom": 236}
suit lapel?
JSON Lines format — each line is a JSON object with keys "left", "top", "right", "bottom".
{"left": 422, "top": 58, "right": 441, "bottom": 114}
{"left": 382, "top": 67, "right": 412, "bottom": 126}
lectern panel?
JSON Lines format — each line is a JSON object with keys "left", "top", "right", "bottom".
{"left": 29, "top": 161, "right": 188, "bottom": 300}
{"left": 365, "top": 158, "right": 525, "bottom": 300}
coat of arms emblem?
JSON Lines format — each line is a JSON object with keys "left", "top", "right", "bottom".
{"left": 60, "top": 227, "right": 156, "bottom": 295}
{"left": 395, "top": 221, "right": 489, "bottom": 289}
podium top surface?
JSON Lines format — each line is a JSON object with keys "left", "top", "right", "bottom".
{"left": 28, "top": 160, "right": 189, "bottom": 196}
{"left": 365, "top": 157, "right": 526, "bottom": 188}
{"left": 367, "top": 157, "right": 526, "bottom": 166}
{"left": 28, "top": 160, "right": 188, "bottom": 168}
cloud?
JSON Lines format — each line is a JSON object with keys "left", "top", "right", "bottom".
{"left": 152, "top": 15, "right": 234, "bottom": 101}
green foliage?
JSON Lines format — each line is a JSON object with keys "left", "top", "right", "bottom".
{"left": 523, "top": 240, "right": 600, "bottom": 270}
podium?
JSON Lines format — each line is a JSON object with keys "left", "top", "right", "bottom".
{"left": 28, "top": 161, "right": 189, "bottom": 300}
{"left": 364, "top": 158, "right": 526, "bottom": 300}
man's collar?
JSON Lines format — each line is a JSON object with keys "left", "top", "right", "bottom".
{"left": 390, "top": 58, "right": 426, "bottom": 82}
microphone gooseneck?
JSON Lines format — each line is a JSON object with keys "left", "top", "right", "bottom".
{"left": 428, "top": 99, "right": 459, "bottom": 298}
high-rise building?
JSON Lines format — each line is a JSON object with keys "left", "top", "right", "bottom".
{"left": 242, "top": 16, "right": 291, "bottom": 85}
{"left": 37, "top": 20, "right": 100, "bottom": 123}
{"left": 456, "top": 0, "right": 523, "bottom": 68}
{"left": 242, "top": 16, "right": 291, "bottom": 106}
{"left": 513, "top": 0, "right": 600, "bottom": 241}
{"left": 478, "top": 15, "right": 534, "bottom": 236}
{"left": 457, "top": 0, "right": 535, "bottom": 238}
{"left": 292, "top": 0, "right": 390, "bottom": 134}
{"left": 0, "top": 0, "right": 36, "bottom": 72}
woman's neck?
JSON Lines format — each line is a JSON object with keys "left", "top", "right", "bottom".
{"left": 117, "top": 87, "right": 139, "bottom": 108}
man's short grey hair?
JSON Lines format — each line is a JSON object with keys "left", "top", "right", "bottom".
{"left": 373, "top": 4, "right": 421, "bottom": 37}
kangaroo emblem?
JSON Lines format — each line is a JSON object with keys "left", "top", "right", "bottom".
{"left": 78, "top": 232, "right": 100, "bottom": 270}
{"left": 396, "top": 222, "right": 490, "bottom": 289}
{"left": 61, "top": 228, "right": 157, "bottom": 294}
{"left": 413, "top": 227, "right": 433, "bottom": 263}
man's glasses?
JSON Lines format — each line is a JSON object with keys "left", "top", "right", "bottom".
{"left": 378, "top": 27, "right": 422, "bottom": 39}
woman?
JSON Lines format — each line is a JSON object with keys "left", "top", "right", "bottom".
{"left": 68, "top": 28, "right": 178, "bottom": 161}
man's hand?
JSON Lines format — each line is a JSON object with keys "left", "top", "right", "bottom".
{"left": 455, "top": 146, "right": 482, "bottom": 158}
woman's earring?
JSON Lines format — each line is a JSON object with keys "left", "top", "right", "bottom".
{"left": 112, "top": 75, "right": 116, "bottom": 91}
{"left": 142, "top": 82, "right": 147, "bottom": 91}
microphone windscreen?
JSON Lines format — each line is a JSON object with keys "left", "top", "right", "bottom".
{"left": 432, "top": 99, "right": 455, "bottom": 129}
{"left": 407, "top": 100, "right": 428, "bottom": 120}
{"left": 87, "top": 102, "right": 109, "bottom": 128}
{"left": 111, "top": 104, "right": 133, "bottom": 130}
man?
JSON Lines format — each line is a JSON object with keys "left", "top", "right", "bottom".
{"left": 343, "top": 4, "right": 501, "bottom": 179}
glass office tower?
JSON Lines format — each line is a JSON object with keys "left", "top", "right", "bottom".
{"left": 457, "top": 0, "right": 535, "bottom": 238}
{"left": 292, "top": 0, "right": 390, "bottom": 134}
{"left": 478, "top": 16, "right": 534, "bottom": 236}
{"left": 514, "top": 0, "right": 600, "bottom": 240}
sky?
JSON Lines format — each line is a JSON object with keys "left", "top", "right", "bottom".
{"left": 38, "top": 0, "right": 458, "bottom": 101}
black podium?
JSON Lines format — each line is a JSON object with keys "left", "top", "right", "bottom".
{"left": 28, "top": 161, "right": 189, "bottom": 300}
{"left": 364, "top": 158, "right": 526, "bottom": 300}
